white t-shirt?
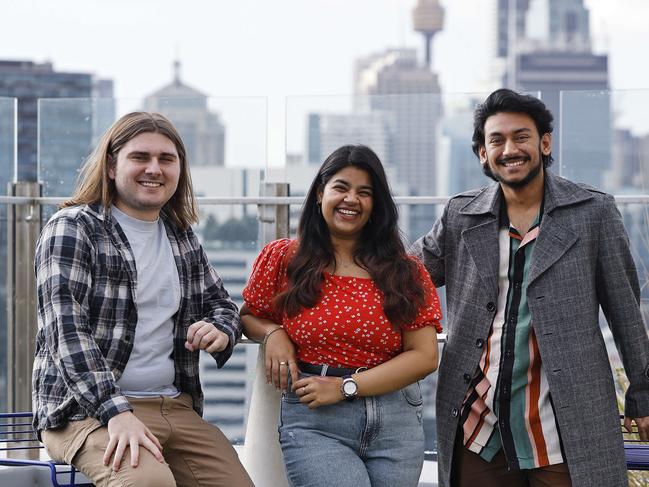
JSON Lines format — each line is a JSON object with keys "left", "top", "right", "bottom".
{"left": 112, "top": 206, "right": 180, "bottom": 397}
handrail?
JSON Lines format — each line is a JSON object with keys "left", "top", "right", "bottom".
{"left": 238, "top": 335, "right": 447, "bottom": 345}
{"left": 2, "top": 195, "right": 649, "bottom": 205}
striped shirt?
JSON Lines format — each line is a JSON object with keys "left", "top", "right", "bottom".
{"left": 460, "top": 199, "right": 564, "bottom": 470}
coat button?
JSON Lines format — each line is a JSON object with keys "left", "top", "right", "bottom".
{"left": 476, "top": 338, "right": 484, "bottom": 348}
{"left": 452, "top": 408, "right": 459, "bottom": 418}
{"left": 486, "top": 302, "right": 496, "bottom": 312}
{"left": 463, "top": 373, "right": 471, "bottom": 383}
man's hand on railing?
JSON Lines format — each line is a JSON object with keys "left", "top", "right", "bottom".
{"left": 104, "top": 411, "right": 164, "bottom": 472}
{"left": 625, "top": 415, "right": 649, "bottom": 442}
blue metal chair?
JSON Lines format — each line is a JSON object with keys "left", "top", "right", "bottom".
{"left": 0, "top": 412, "right": 92, "bottom": 486}
{"left": 622, "top": 415, "right": 649, "bottom": 471}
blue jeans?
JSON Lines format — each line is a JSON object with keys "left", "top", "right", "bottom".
{"left": 278, "top": 378, "right": 425, "bottom": 487}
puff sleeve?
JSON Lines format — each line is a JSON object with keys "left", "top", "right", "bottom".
{"left": 242, "top": 238, "right": 294, "bottom": 323}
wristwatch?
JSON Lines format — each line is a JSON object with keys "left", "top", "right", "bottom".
{"left": 341, "top": 375, "right": 358, "bottom": 402}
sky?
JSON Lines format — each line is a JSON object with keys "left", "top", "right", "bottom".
{"left": 2, "top": 0, "right": 649, "bottom": 165}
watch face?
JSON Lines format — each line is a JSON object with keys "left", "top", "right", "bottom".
{"left": 343, "top": 379, "right": 357, "bottom": 396}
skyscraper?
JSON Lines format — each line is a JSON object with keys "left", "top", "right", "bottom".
{"left": 0, "top": 60, "right": 111, "bottom": 185}
{"left": 306, "top": 112, "right": 391, "bottom": 167}
{"left": 525, "top": 0, "right": 590, "bottom": 46}
{"left": 0, "top": 61, "right": 112, "bottom": 412}
{"left": 495, "top": 0, "right": 610, "bottom": 187}
{"left": 354, "top": 48, "right": 443, "bottom": 238}
{"left": 144, "top": 61, "right": 226, "bottom": 167}
{"left": 494, "top": 0, "right": 530, "bottom": 59}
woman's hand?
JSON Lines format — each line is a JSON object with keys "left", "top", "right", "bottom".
{"left": 292, "top": 376, "right": 344, "bottom": 409}
{"left": 264, "top": 328, "right": 300, "bottom": 392}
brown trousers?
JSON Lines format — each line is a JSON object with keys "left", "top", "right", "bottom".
{"left": 42, "top": 394, "right": 253, "bottom": 487}
{"left": 451, "top": 432, "right": 572, "bottom": 487}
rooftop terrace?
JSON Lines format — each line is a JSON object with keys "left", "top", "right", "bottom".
{"left": 1, "top": 90, "right": 649, "bottom": 486}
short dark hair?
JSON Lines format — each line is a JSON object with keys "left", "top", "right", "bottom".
{"left": 472, "top": 88, "right": 554, "bottom": 168}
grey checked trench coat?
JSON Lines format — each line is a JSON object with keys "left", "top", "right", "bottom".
{"left": 412, "top": 171, "right": 649, "bottom": 487}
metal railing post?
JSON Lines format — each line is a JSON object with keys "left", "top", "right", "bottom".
{"left": 240, "top": 181, "right": 290, "bottom": 487}
{"left": 6, "top": 182, "right": 41, "bottom": 460}
{"left": 257, "top": 182, "right": 290, "bottom": 242}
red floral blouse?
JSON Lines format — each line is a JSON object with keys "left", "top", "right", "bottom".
{"left": 243, "top": 239, "right": 442, "bottom": 369}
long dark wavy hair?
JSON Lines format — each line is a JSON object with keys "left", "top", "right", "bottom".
{"left": 274, "top": 145, "right": 426, "bottom": 329}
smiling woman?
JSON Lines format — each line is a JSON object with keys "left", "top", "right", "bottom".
{"left": 317, "top": 165, "right": 374, "bottom": 250}
{"left": 240, "top": 144, "right": 443, "bottom": 487}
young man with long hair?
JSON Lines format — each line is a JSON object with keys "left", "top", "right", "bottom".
{"left": 32, "top": 112, "right": 253, "bottom": 486}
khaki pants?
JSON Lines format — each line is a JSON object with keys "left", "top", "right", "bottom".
{"left": 42, "top": 394, "right": 254, "bottom": 487}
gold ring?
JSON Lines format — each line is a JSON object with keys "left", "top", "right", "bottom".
{"left": 279, "top": 361, "right": 288, "bottom": 366}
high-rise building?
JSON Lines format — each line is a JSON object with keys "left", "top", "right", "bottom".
{"left": 0, "top": 97, "right": 14, "bottom": 411}
{"left": 494, "top": 0, "right": 530, "bottom": 59}
{"left": 439, "top": 103, "right": 484, "bottom": 195}
{"left": 306, "top": 112, "right": 391, "bottom": 167}
{"left": 354, "top": 48, "right": 443, "bottom": 238}
{"left": 91, "top": 79, "right": 117, "bottom": 146}
{"left": 0, "top": 97, "right": 15, "bottom": 191}
{"left": 525, "top": 0, "right": 590, "bottom": 46}
{"left": 611, "top": 129, "right": 649, "bottom": 192}
{"left": 144, "top": 61, "right": 226, "bottom": 167}
{"left": 494, "top": 0, "right": 610, "bottom": 187}
{"left": 0, "top": 61, "right": 112, "bottom": 411}
{"left": 516, "top": 51, "right": 609, "bottom": 187}
{"left": 0, "top": 60, "right": 111, "bottom": 186}
{"left": 200, "top": 248, "right": 256, "bottom": 443}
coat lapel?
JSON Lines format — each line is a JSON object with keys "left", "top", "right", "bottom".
{"left": 457, "top": 172, "right": 594, "bottom": 290}
{"left": 528, "top": 171, "right": 593, "bottom": 285}
{"left": 459, "top": 184, "right": 501, "bottom": 297}
{"left": 461, "top": 219, "right": 501, "bottom": 297}
{"left": 527, "top": 213, "right": 578, "bottom": 285}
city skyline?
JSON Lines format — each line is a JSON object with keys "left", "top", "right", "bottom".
{"left": 2, "top": 0, "right": 647, "bottom": 98}
{"left": 2, "top": 0, "right": 649, "bottom": 170}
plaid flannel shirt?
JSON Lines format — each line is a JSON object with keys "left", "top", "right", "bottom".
{"left": 32, "top": 203, "right": 242, "bottom": 434}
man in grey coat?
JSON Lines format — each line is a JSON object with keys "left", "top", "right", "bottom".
{"left": 412, "top": 88, "right": 649, "bottom": 487}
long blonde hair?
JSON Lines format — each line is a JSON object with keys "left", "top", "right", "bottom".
{"left": 63, "top": 111, "right": 198, "bottom": 230}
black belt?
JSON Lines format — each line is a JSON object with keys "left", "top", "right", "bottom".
{"left": 298, "top": 361, "right": 367, "bottom": 377}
